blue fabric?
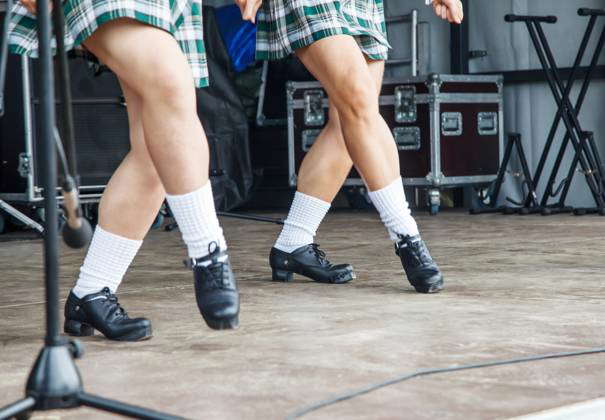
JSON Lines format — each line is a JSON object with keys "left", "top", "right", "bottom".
{"left": 215, "top": 5, "right": 257, "bottom": 72}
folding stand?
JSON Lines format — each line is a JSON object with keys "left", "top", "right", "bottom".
{"left": 470, "top": 133, "right": 538, "bottom": 215}
{"left": 506, "top": 10, "right": 605, "bottom": 216}
{"left": 0, "top": 0, "right": 183, "bottom": 418}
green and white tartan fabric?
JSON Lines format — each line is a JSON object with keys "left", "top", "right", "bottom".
{"left": 8, "top": 0, "right": 209, "bottom": 87}
{"left": 256, "top": 0, "right": 390, "bottom": 61}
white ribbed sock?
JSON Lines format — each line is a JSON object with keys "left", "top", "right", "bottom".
{"left": 274, "top": 191, "right": 331, "bottom": 253}
{"left": 166, "top": 181, "right": 227, "bottom": 259}
{"left": 72, "top": 225, "right": 143, "bottom": 298}
{"left": 367, "top": 177, "right": 420, "bottom": 241}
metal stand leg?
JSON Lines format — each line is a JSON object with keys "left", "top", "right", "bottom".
{"left": 506, "top": 11, "right": 605, "bottom": 215}
{"left": 540, "top": 23, "right": 605, "bottom": 209}
{"left": 0, "top": 200, "right": 44, "bottom": 234}
{"left": 470, "top": 133, "right": 515, "bottom": 214}
{"left": 525, "top": 14, "right": 604, "bottom": 208}
{"left": 531, "top": 21, "right": 604, "bottom": 208}
{"left": 78, "top": 393, "right": 182, "bottom": 420}
{"left": 0, "top": 398, "right": 36, "bottom": 419}
{"left": 470, "top": 133, "right": 537, "bottom": 215}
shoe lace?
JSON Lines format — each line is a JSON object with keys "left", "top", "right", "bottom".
{"left": 397, "top": 236, "right": 432, "bottom": 266}
{"left": 309, "top": 244, "right": 330, "bottom": 267}
{"left": 198, "top": 263, "right": 228, "bottom": 289}
{"left": 102, "top": 288, "right": 128, "bottom": 317}
{"left": 407, "top": 240, "right": 432, "bottom": 265}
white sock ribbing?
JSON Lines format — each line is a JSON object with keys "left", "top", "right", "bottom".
{"left": 166, "top": 181, "right": 227, "bottom": 259}
{"left": 72, "top": 225, "right": 143, "bottom": 298}
{"left": 367, "top": 177, "right": 420, "bottom": 241}
{"left": 274, "top": 191, "right": 330, "bottom": 253}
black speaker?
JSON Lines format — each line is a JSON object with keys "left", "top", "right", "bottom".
{"left": 0, "top": 10, "right": 130, "bottom": 199}
{"left": 1, "top": 8, "right": 252, "bottom": 211}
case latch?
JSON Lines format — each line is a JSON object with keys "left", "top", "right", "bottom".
{"left": 393, "top": 126, "right": 421, "bottom": 151}
{"left": 478, "top": 112, "right": 498, "bottom": 135}
{"left": 304, "top": 90, "right": 325, "bottom": 126}
{"left": 394, "top": 86, "right": 417, "bottom": 123}
{"left": 301, "top": 129, "right": 322, "bottom": 151}
{"left": 18, "top": 153, "right": 32, "bottom": 178}
{"left": 441, "top": 112, "right": 463, "bottom": 136}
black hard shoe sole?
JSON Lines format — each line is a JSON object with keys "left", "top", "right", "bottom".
{"left": 202, "top": 315, "right": 239, "bottom": 330}
{"left": 410, "top": 278, "right": 444, "bottom": 294}
{"left": 271, "top": 268, "right": 355, "bottom": 284}
{"left": 64, "top": 319, "right": 153, "bottom": 342}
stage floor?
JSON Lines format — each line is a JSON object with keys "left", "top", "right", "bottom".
{"left": 1, "top": 211, "right": 605, "bottom": 419}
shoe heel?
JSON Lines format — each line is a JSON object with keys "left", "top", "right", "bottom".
{"left": 272, "top": 268, "right": 294, "bottom": 282}
{"left": 64, "top": 320, "right": 94, "bottom": 337}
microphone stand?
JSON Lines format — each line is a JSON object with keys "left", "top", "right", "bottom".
{"left": 0, "top": 0, "right": 10, "bottom": 117}
{"left": 0, "top": 1, "right": 182, "bottom": 418}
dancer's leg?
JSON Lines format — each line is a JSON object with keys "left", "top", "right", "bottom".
{"left": 296, "top": 59, "right": 385, "bottom": 203}
{"left": 65, "top": 80, "right": 164, "bottom": 341}
{"left": 79, "top": 18, "right": 238, "bottom": 329}
{"left": 72, "top": 80, "right": 165, "bottom": 298}
{"left": 293, "top": 35, "right": 442, "bottom": 293}
{"left": 269, "top": 59, "right": 384, "bottom": 285}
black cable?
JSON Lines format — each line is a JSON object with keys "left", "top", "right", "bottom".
{"left": 286, "top": 347, "right": 605, "bottom": 419}
{"left": 217, "top": 212, "right": 284, "bottom": 225}
{"left": 53, "top": 127, "right": 70, "bottom": 178}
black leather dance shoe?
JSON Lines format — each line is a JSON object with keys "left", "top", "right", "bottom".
{"left": 395, "top": 235, "right": 444, "bottom": 293}
{"left": 269, "top": 244, "right": 356, "bottom": 284}
{"left": 64, "top": 287, "right": 152, "bottom": 341}
{"left": 186, "top": 244, "right": 239, "bottom": 330}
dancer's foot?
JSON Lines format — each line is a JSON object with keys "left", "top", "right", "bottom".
{"left": 186, "top": 244, "right": 239, "bottom": 330}
{"left": 395, "top": 235, "right": 443, "bottom": 293}
{"left": 269, "top": 244, "right": 355, "bottom": 284}
{"left": 64, "top": 287, "right": 152, "bottom": 341}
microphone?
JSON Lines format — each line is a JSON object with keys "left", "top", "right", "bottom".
{"left": 61, "top": 176, "right": 93, "bottom": 248}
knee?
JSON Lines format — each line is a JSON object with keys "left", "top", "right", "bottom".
{"left": 330, "top": 75, "right": 379, "bottom": 123}
{"left": 138, "top": 65, "right": 196, "bottom": 113}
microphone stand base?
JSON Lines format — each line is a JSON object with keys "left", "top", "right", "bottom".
{"left": 0, "top": 340, "right": 182, "bottom": 420}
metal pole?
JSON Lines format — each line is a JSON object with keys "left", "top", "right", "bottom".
{"left": 411, "top": 9, "right": 417, "bottom": 76}
{"left": 36, "top": 0, "right": 61, "bottom": 345}
{"left": 0, "top": 0, "right": 13, "bottom": 116}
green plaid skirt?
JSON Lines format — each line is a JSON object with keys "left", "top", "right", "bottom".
{"left": 8, "top": 0, "right": 209, "bottom": 88}
{"left": 256, "top": 0, "right": 390, "bottom": 61}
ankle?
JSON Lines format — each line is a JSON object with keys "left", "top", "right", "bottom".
{"left": 72, "top": 284, "right": 114, "bottom": 299}
{"left": 273, "top": 241, "right": 311, "bottom": 254}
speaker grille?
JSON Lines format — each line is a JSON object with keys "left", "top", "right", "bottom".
{"left": 64, "top": 103, "right": 129, "bottom": 186}
{"left": 30, "top": 58, "right": 131, "bottom": 189}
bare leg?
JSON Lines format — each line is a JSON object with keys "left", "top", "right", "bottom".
{"left": 269, "top": 58, "right": 385, "bottom": 284}
{"left": 290, "top": 35, "right": 443, "bottom": 294}
{"left": 297, "top": 59, "right": 385, "bottom": 202}
{"left": 296, "top": 35, "right": 399, "bottom": 191}
{"left": 75, "top": 18, "right": 238, "bottom": 330}
{"left": 83, "top": 18, "right": 208, "bottom": 194}
{"left": 97, "top": 79, "right": 165, "bottom": 240}
{"left": 71, "top": 78, "right": 165, "bottom": 300}
{"left": 67, "top": 77, "right": 166, "bottom": 341}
